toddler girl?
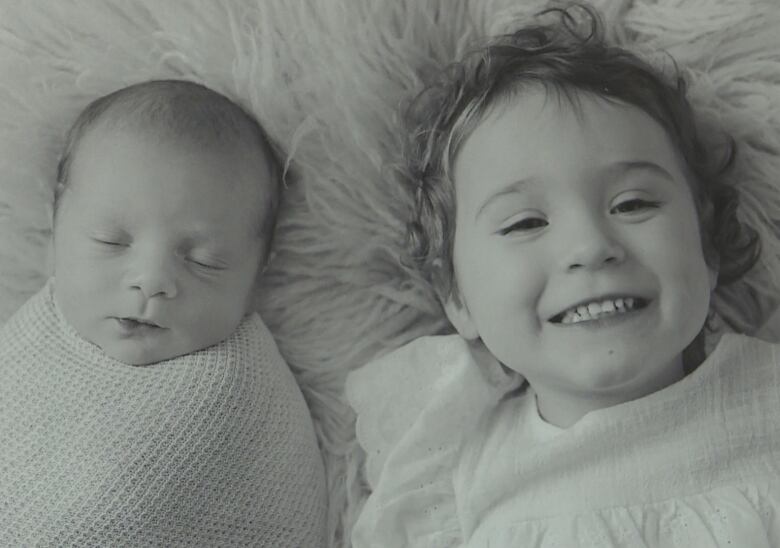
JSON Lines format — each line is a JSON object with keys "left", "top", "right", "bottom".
{"left": 349, "top": 6, "right": 779, "bottom": 547}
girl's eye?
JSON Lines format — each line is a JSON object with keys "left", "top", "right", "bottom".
{"left": 610, "top": 199, "right": 660, "bottom": 214}
{"left": 499, "top": 217, "right": 548, "bottom": 235}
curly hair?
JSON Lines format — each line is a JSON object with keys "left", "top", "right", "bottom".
{"left": 402, "top": 4, "right": 760, "bottom": 304}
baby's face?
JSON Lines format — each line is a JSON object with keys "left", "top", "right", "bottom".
{"left": 446, "top": 89, "right": 715, "bottom": 415}
{"left": 53, "top": 127, "right": 270, "bottom": 365}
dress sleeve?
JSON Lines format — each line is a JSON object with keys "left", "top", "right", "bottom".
{"left": 346, "top": 335, "right": 519, "bottom": 548}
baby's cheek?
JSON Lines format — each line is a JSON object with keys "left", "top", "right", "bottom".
{"left": 189, "top": 294, "right": 245, "bottom": 341}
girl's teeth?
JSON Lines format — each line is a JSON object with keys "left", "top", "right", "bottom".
{"left": 559, "top": 298, "right": 641, "bottom": 324}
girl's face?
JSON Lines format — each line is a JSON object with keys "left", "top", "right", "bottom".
{"left": 53, "top": 127, "right": 270, "bottom": 365}
{"left": 445, "top": 89, "right": 716, "bottom": 427}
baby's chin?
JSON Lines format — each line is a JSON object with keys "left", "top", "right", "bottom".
{"left": 101, "top": 346, "right": 186, "bottom": 366}
{"left": 96, "top": 335, "right": 201, "bottom": 366}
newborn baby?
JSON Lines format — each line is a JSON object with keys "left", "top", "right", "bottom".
{"left": 0, "top": 80, "right": 327, "bottom": 546}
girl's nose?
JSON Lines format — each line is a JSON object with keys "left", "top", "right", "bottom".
{"left": 562, "top": 217, "right": 626, "bottom": 272}
{"left": 126, "top": 254, "right": 178, "bottom": 299}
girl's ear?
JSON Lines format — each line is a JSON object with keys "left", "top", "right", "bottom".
{"left": 443, "top": 291, "right": 480, "bottom": 341}
{"left": 707, "top": 253, "right": 720, "bottom": 292}
{"left": 708, "top": 267, "right": 718, "bottom": 292}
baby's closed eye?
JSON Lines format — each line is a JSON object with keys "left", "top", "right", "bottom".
{"left": 93, "top": 238, "right": 127, "bottom": 247}
{"left": 185, "top": 249, "right": 230, "bottom": 271}
{"left": 90, "top": 230, "right": 130, "bottom": 247}
{"left": 186, "top": 257, "right": 227, "bottom": 270}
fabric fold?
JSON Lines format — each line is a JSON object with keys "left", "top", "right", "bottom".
{"left": 346, "top": 335, "right": 520, "bottom": 547}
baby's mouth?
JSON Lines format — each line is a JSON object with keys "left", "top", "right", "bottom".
{"left": 116, "top": 317, "right": 162, "bottom": 329}
{"left": 549, "top": 296, "right": 650, "bottom": 325}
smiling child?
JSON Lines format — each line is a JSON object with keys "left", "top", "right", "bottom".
{"left": 349, "top": 6, "right": 779, "bottom": 547}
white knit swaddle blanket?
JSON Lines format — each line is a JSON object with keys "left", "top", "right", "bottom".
{"left": 0, "top": 281, "right": 327, "bottom": 547}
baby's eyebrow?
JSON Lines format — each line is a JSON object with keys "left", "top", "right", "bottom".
{"left": 180, "top": 231, "right": 232, "bottom": 254}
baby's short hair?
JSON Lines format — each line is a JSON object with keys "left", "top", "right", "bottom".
{"left": 56, "top": 79, "right": 283, "bottom": 249}
{"left": 402, "top": 4, "right": 759, "bottom": 303}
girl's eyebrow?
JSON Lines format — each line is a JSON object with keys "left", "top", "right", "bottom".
{"left": 476, "top": 177, "right": 539, "bottom": 220}
{"left": 475, "top": 160, "right": 675, "bottom": 220}
{"left": 607, "top": 160, "right": 676, "bottom": 183}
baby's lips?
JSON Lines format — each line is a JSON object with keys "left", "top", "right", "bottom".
{"left": 117, "top": 316, "right": 164, "bottom": 328}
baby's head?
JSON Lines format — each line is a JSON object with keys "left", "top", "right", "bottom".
{"left": 404, "top": 7, "right": 760, "bottom": 424}
{"left": 53, "top": 79, "right": 282, "bottom": 365}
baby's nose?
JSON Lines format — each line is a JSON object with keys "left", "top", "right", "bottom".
{"left": 127, "top": 257, "right": 178, "bottom": 299}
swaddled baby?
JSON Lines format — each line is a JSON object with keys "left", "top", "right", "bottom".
{"left": 0, "top": 80, "right": 327, "bottom": 546}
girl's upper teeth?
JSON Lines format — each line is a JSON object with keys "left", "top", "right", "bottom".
{"left": 561, "top": 297, "right": 638, "bottom": 324}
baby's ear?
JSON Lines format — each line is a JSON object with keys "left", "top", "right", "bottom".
{"left": 53, "top": 181, "right": 66, "bottom": 208}
{"left": 261, "top": 250, "right": 277, "bottom": 274}
{"left": 443, "top": 291, "right": 480, "bottom": 341}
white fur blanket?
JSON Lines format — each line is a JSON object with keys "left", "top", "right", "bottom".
{"left": 0, "top": 1, "right": 779, "bottom": 546}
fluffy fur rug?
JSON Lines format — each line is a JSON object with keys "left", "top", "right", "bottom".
{"left": 1, "top": 1, "right": 779, "bottom": 546}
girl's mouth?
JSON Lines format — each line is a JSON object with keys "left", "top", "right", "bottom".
{"left": 549, "top": 297, "right": 650, "bottom": 325}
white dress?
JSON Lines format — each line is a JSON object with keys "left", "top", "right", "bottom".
{"left": 347, "top": 333, "right": 780, "bottom": 547}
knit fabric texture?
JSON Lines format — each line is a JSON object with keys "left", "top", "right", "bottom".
{"left": 0, "top": 280, "right": 327, "bottom": 547}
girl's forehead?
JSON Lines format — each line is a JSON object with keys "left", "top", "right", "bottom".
{"left": 450, "top": 89, "right": 694, "bottom": 217}
{"left": 456, "top": 89, "right": 685, "bottom": 181}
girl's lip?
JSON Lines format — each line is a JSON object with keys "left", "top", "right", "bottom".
{"left": 548, "top": 295, "right": 650, "bottom": 323}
